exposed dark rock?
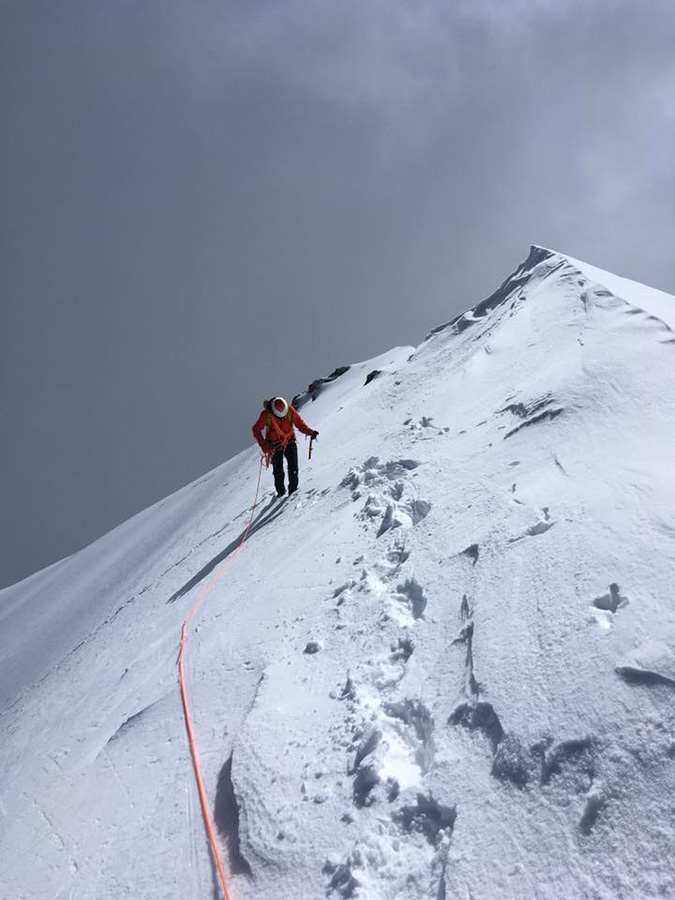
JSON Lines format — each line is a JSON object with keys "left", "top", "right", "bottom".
{"left": 292, "top": 365, "right": 351, "bottom": 409}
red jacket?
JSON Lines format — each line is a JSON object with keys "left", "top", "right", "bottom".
{"left": 252, "top": 405, "right": 313, "bottom": 451}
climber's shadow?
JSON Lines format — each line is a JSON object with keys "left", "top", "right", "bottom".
{"left": 167, "top": 496, "right": 286, "bottom": 604}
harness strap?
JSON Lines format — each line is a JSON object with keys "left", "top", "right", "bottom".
{"left": 265, "top": 409, "right": 294, "bottom": 449}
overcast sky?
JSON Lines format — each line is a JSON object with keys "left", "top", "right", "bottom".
{"left": 1, "top": 0, "right": 674, "bottom": 589}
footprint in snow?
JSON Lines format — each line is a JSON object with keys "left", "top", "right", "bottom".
{"left": 592, "top": 582, "right": 629, "bottom": 613}
{"left": 390, "top": 578, "right": 427, "bottom": 624}
{"left": 341, "top": 457, "right": 430, "bottom": 538}
{"left": 509, "top": 508, "right": 555, "bottom": 543}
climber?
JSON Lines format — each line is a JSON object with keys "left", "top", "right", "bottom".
{"left": 252, "top": 397, "right": 319, "bottom": 497}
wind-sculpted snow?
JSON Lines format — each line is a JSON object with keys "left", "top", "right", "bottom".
{"left": 2, "top": 249, "right": 675, "bottom": 899}
{"left": 422, "top": 245, "right": 559, "bottom": 343}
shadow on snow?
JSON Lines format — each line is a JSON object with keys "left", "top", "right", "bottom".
{"left": 166, "top": 496, "right": 287, "bottom": 604}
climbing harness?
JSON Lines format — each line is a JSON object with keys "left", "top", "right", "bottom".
{"left": 265, "top": 409, "right": 294, "bottom": 449}
{"left": 262, "top": 408, "right": 300, "bottom": 463}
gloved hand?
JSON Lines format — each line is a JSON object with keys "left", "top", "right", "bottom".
{"left": 310, "top": 430, "right": 319, "bottom": 440}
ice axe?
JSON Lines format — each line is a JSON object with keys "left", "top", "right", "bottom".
{"left": 309, "top": 433, "right": 316, "bottom": 460}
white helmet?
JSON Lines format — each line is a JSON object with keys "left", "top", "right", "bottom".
{"left": 270, "top": 396, "right": 289, "bottom": 418}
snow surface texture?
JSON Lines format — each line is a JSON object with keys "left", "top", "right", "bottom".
{"left": 2, "top": 247, "right": 675, "bottom": 900}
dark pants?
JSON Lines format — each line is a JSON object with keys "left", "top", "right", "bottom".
{"left": 271, "top": 440, "right": 299, "bottom": 495}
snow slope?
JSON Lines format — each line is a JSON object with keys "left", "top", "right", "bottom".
{"left": 2, "top": 247, "right": 675, "bottom": 900}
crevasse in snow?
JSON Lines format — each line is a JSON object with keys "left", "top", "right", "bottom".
{"left": 1, "top": 247, "right": 675, "bottom": 900}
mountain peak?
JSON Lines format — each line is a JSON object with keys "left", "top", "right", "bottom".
{"left": 425, "top": 245, "right": 674, "bottom": 346}
{"left": 2, "top": 248, "right": 675, "bottom": 900}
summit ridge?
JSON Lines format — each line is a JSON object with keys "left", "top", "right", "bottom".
{"left": 1, "top": 248, "right": 674, "bottom": 900}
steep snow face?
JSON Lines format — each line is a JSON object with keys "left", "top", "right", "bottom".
{"left": 2, "top": 249, "right": 675, "bottom": 900}
{"left": 564, "top": 250, "right": 675, "bottom": 330}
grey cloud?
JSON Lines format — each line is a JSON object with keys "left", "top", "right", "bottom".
{"left": 1, "top": 0, "right": 674, "bottom": 587}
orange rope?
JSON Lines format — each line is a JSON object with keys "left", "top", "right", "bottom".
{"left": 177, "top": 459, "right": 264, "bottom": 900}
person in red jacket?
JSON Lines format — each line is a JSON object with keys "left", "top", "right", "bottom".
{"left": 252, "top": 397, "right": 319, "bottom": 496}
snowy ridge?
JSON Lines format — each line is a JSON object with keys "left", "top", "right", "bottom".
{"left": 1, "top": 248, "right": 675, "bottom": 899}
